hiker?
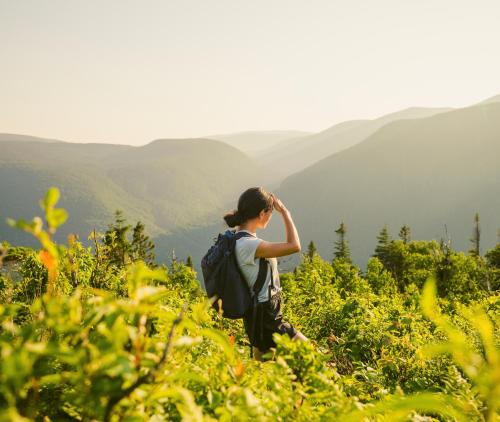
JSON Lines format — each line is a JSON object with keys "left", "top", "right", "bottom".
{"left": 223, "top": 187, "right": 308, "bottom": 361}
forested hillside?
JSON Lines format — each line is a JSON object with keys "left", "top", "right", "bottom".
{"left": 255, "top": 106, "right": 451, "bottom": 183}
{"left": 271, "top": 101, "right": 500, "bottom": 270}
{"left": 0, "top": 188, "right": 498, "bottom": 420}
{"left": 0, "top": 136, "right": 264, "bottom": 258}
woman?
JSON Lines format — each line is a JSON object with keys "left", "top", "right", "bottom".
{"left": 223, "top": 187, "right": 308, "bottom": 361}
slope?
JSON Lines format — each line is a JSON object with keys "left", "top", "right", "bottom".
{"left": 208, "top": 130, "right": 311, "bottom": 156}
{"left": 270, "top": 102, "right": 500, "bottom": 270}
{"left": 257, "top": 107, "right": 451, "bottom": 184}
{"left": 0, "top": 136, "right": 264, "bottom": 254}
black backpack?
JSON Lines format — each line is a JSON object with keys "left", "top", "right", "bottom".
{"left": 201, "top": 229, "right": 269, "bottom": 319}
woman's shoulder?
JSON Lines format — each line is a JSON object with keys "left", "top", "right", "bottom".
{"left": 235, "top": 234, "right": 263, "bottom": 255}
{"left": 235, "top": 235, "right": 263, "bottom": 245}
{"left": 234, "top": 230, "right": 261, "bottom": 241}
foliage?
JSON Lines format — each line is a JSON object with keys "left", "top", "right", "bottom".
{"left": 0, "top": 187, "right": 499, "bottom": 421}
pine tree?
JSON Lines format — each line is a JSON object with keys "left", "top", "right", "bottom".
{"left": 398, "top": 225, "right": 411, "bottom": 244}
{"left": 306, "top": 240, "right": 317, "bottom": 261}
{"left": 170, "top": 249, "right": 178, "bottom": 272}
{"left": 130, "top": 221, "right": 156, "bottom": 266}
{"left": 469, "top": 213, "right": 481, "bottom": 257}
{"left": 186, "top": 255, "right": 194, "bottom": 269}
{"left": 374, "top": 225, "right": 392, "bottom": 265}
{"left": 333, "top": 222, "right": 351, "bottom": 263}
{"left": 104, "top": 210, "right": 132, "bottom": 267}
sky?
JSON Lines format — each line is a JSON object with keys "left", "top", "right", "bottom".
{"left": 1, "top": 0, "right": 500, "bottom": 145}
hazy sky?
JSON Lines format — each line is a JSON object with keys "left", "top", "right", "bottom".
{"left": 1, "top": 0, "right": 499, "bottom": 145}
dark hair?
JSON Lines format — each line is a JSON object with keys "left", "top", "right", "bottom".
{"left": 223, "top": 187, "right": 274, "bottom": 228}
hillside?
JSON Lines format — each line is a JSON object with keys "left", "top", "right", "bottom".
{"left": 270, "top": 102, "right": 500, "bottom": 269}
{"left": 0, "top": 136, "right": 263, "bottom": 259}
{"left": 257, "top": 107, "right": 451, "bottom": 183}
{"left": 0, "top": 133, "right": 64, "bottom": 143}
{"left": 208, "top": 130, "right": 310, "bottom": 156}
{"left": 479, "top": 93, "right": 500, "bottom": 104}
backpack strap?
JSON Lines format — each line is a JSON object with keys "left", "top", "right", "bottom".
{"left": 249, "top": 258, "right": 269, "bottom": 359}
{"left": 232, "top": 229, "right": 269, "bottom": 299}
{"left": 253, "top": 258, "right": 269, "bottom": 298}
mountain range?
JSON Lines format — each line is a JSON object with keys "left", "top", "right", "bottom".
{"left": 1, "top": 93, "right": 499, "bottom": 279}
{"left": 267, "top": 99, "right": 500, "bottom": 269}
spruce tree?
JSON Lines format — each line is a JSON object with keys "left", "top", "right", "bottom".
{"left": 374, "top": 225, "right": 392, "bottom": 265}
{"left": 306, "top": 240, "right": 317, "bottom": 261}
{"left": 398, "top": 225, "right": 411, "bottom": 244}
{"left": 170, "top": 249, "right": 178, "bottom": 272}
{"left": 468, "top": 213, "right": 481, "bottom": 257}
{"left": 333, "top": 222, "right": 351, "bottom": 263}
{"left": 104, "top": 210, "right": 132, "bottom": 267}
{"left": 131, "top": 221, "right": 156, "bottom": 266}
{"left": 186, "top": 255, "right": 194, "bottom": 269}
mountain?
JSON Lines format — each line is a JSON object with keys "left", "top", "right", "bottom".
{"left": 256, "top": 107, "right": 452, "bottom": 184}
{"left": 0, "top": 133, "right": 64, "bottom": 143}
{"left": 268, "top": 102, "right": 500, "bottom": 270}
{"left": 479, "top": 94, "right": 500, "bottom": 104}
{"left": 0, "top": 136, "right": 264, "bottom": 265}
{"left": 207, "top": 130, "right": 311, "bottom": 156}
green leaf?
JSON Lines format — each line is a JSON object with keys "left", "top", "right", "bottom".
{"left": 41, "top": 187, "right": 60, "bottom": 210}
{"left": 199, "top": 328, "right": 235, "bottom": 360}
{"left": 342, "top": 392, "right": 467, "bottom": 422}
{"left": 47, "top": 208, "right": 68, "bottom": 229}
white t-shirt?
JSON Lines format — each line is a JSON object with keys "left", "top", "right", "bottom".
{"left": 234, "top": 229, "right": 282, "bottom": 302}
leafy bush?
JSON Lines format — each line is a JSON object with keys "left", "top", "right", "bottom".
{"left": 0, "top": 187, "right": 499, "bottom": 421}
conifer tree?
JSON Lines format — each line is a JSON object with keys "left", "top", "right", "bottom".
{"left": 170, "top": 249, "right": 178, "bottom": 272}
{"left": 333, "top": 222, "right": 351, "bottom": 263}
{"left": 398, "top": 225, "right": 411, "bottom": 244}
{"left": 186, "top": 255, "right": 194, "bottom": 269}
{"left": 306, "top": 240, "right": 317, "bottom": 261}
{"left": 374, "top": 225, "right": 392, "bottom": 265}
{"left": 469, "top": 213, "right": 481, "bottom": 257}
{"left": 104, "top": 210, "right": 132, "bottom": 267}
{"left": 130, "top": 221, "right": 156, "bottom": 266}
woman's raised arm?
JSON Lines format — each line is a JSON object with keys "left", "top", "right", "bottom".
{"left": 255, "top": 195, "right": 301, "bottom": 259}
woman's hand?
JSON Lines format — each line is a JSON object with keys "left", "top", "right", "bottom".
{"left": 271, "top": 193, "right": 288, "bottom": 215}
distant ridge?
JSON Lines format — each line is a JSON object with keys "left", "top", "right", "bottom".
{"left": 207, "top": 130, "right": 311, "bottom": 156}
{"left": 256, "top": 106, "right": 452, "bottom": 183}
{"left": 0, "top": 133, "right": 64, "bottom": 143}
{"left": 479, "top": 93, "right": 500, "bottom": 104}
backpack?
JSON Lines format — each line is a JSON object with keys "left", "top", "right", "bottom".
{"left": 201, "top": 229, "right": 269, "bottom": 319}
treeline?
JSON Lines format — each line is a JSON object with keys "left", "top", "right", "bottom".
{"left": 304, "top": 217, "right": 500, "bottom": 299}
